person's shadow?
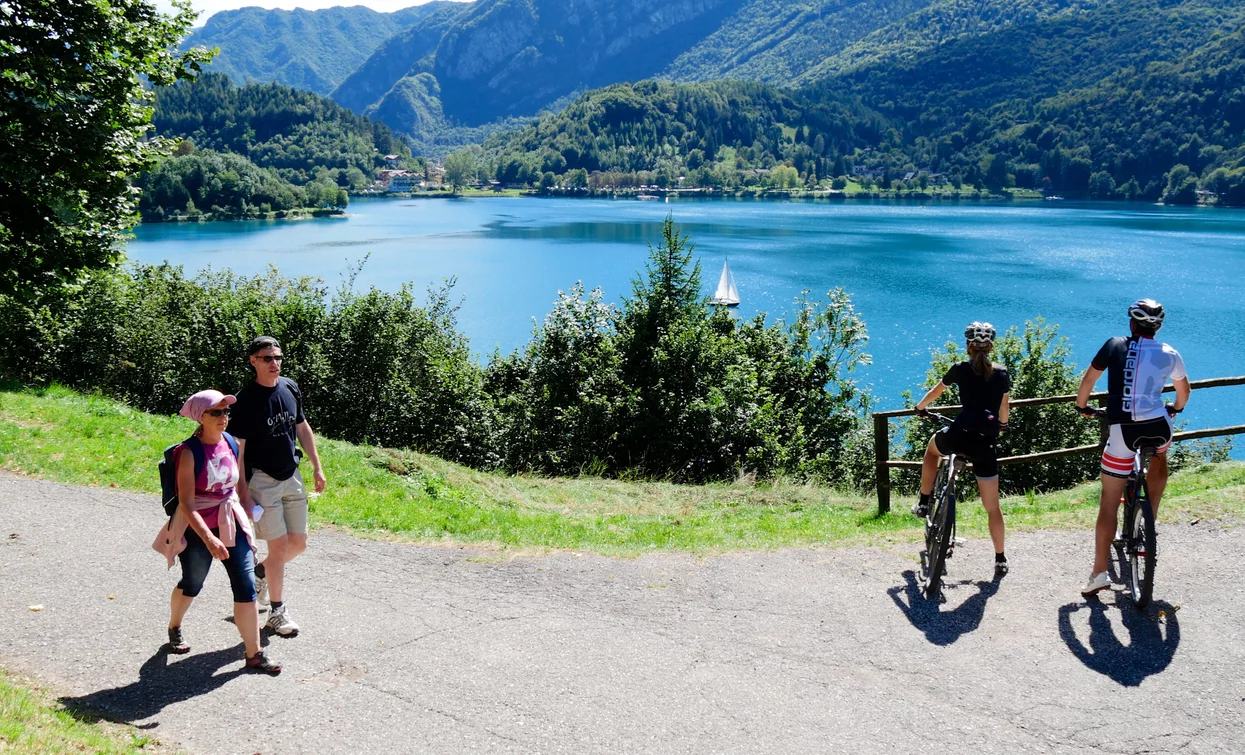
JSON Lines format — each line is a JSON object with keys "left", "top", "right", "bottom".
{"left": 889, "top": 569, "right": 1001, "bottom": 646}
{"left": 1057, "top": 598, "right": 1180, "bottom": 686}
{"left": 60, "top": 644, "right": 246, "bottom": 723}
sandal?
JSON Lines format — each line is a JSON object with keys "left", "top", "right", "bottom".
{"left": 168, "top": 627, "right": 191, "bottom": 655}
{"left": 244, "top": 651, "right": 282, "bottom": 675}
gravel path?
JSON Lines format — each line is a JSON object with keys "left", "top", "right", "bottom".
{"left": 2, "top": 474, "right": 1243, "bottom": 754}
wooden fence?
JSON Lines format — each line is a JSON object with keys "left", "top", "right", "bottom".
{"left": 871, "top": 375, "right": 1245, "bottom": 514}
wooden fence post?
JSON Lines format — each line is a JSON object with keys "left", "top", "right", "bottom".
{"left": 873, "top": 413, "right": 890, "bottom": 515}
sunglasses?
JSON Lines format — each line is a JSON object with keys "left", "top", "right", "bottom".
{"left": 256, "top": 355, "right": 284, "bottom": 363}
{"left": 205, "top": 408, "right": 231, "bottom": 418}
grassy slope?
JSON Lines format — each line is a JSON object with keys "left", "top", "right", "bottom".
{"left": 0, "top": 670, "right": 170, "bottom": 754}
{"left": 1, "top": 385, "right": 1242, "bottom": 556}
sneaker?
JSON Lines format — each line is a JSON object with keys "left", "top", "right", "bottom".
{"left": 1080, "top": 571, "right": 1112, "bottom": 596}
{"left": 266, "top": 604, "right": 300, "bottom": 637}
{"left": 255, "top": 574, "right": 270, "bottom": 608}
{"left": 910, "top": 501, "right": 929, "bottom": 518}
{"left": 994, "top": 559, "right": 1009, "bottom": 577}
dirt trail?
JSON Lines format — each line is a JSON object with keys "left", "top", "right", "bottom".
{"left": 2, "top": 475, "right": 1242, "bottom": 753}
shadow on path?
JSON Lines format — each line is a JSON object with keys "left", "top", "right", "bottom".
{"left": 1057, "top": 598, "right": 1180, "bottom": 687}
{"left": 60, "top": 644, "right": 245, "bottom": 722}
{"left": 888, "top": 569, "right": 1000, "bottom": 646}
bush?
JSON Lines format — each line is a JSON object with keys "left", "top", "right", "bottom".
{"left": 488, "top": 217, "right": 874, "bottom": 483}
{"left": 0, "top": 262, "right": 494, "bottom": 466}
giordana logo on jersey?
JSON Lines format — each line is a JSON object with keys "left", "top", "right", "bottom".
{"left": 1121, "top": 340, "right": 1140, "bottom": 416}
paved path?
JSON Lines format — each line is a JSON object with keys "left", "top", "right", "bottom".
{"left": 1, "top": 475, "right": 1243, "bottom": 754}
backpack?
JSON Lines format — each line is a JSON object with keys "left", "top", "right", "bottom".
{"left": 158, "top": 433, "right": 240, "bottom": 517}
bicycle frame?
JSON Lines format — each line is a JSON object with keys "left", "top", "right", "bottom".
{"left": 921, "top": 412, "right": 964, "bottom": 598}
{"left": 1117, "top": 444, "right": 1160, "bottom": 608}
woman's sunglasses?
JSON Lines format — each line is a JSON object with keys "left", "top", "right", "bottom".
{"left": 205, "top": 408, "right": 231, "bottom": 418}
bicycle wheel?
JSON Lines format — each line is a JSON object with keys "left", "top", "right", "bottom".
{"left": 1129, "top": 493, "right": 1157, "bottom": 610}
{"left": 923, "top": 487, "right": 956, "bottom": 600}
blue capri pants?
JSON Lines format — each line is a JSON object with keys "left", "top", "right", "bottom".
{"left": 177, "top": 528, "right": 257, "bottom": 603}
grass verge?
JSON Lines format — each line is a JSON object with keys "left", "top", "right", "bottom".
{"left": 1, "top": 385, "right": 1242, "bottom": 555}
{"left": 0, "top": 669, "right": 170, "bottom": 753}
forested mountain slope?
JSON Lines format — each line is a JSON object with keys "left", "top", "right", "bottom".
{"left": 330, "top": 1, "right": 470, "bottom": 115}
{"left": 471, "top": 0, "right": 1245, "bottom": 203}
{"left": 183, "top": 4, "right": 449, "bottom": 95}
{"left": 153, "top": 73, "right": 412, "bottom": 186}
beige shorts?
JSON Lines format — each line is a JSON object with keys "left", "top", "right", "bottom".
{"left": 250, "top": 468, "right": 309, "bottom": 540}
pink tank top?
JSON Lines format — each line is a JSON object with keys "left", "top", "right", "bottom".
{"left": 188, "top": 438, "right": 239, "bottom": 529}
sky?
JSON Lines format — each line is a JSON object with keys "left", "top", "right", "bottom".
{"left": 153, "top": 1, "right": 449, "bottom": 26}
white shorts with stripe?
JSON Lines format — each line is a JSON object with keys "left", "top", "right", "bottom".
{"left": 1101, "top": 416, "right": 1173, "bottom": 478}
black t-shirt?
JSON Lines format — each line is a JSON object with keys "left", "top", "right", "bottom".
{"left": 231, "top": 377, "right": 305, "bottom": 481}
{"left": 942, "top": 362, "right": 1011, "bottom": 434}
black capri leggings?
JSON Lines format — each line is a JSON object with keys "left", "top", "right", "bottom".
{"left": 177, "top": 528, "right": 257, "bottom": 603}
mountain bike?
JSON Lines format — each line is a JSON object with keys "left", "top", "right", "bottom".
{"left": 1087, "top": 408, "right": 1160, "bottom": 609}
{"left": 918, "top": 411, "right": 961, "bottom": 599}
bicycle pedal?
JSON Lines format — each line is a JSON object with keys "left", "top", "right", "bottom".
{"left": 954, "top": 537, "right": 967, "bottom": 545}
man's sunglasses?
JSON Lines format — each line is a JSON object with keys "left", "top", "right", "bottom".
{"left": 256, "top": 355, "right": 284, "bottom": 363}
{"left": 205, "top": 408, "right": 231, "bottom": 418}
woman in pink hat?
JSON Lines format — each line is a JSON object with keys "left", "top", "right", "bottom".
{"left": 153, "top": 389, "right": 281, "bottom": 675}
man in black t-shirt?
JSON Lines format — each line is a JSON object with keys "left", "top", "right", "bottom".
{"left": 232, "top": 336, "right": 326, "bottom": 637}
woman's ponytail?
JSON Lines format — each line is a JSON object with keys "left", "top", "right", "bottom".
{"left": 969, "top": 342, "right": 994, "bottom": 379}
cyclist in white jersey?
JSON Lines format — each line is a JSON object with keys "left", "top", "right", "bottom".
{"left": 1074, "top": 299, "right": 1191, "bottom": 596}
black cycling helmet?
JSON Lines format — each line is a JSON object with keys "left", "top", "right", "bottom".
{"left": 1128, "top": 298, "right": 1165, "bottom": 328}
{"left": 964, "top": 321, "right": 996, "bottom": 346}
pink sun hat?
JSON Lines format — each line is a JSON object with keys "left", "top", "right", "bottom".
{"left": 179, "top": 389, "right": 237, "bottom": 423}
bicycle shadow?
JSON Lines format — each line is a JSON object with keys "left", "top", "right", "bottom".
{"left": 1056, "top": 598, "right": 1180, "bottom": 687}
{"left": 60, "top": 644, "right": 246, "bottom": 723}
{"left": 888, "top": 569, "right": 1001, "bottom": 646}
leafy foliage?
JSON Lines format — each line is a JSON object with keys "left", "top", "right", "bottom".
{"left": 488, "top": 217, "right": 875, "bottom": 482}
{"left": 0, "top": 0, "right": 210, "bottom": 299}
{"left": 3, "top": 219, "right": 876, "bottom": 485}
{"left": 0, "top": 263, "right": 497, "bottom": 468}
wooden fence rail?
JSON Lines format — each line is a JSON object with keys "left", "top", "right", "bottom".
{"left": 872, "top": 375, "right": 1245, "bottom": 514}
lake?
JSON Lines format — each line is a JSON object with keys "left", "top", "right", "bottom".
{"left": 129, "top": 197, "right": 1245, "bottom": 434}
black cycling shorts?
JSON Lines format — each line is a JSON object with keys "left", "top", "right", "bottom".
{"left": 1102, "top": 416, "right": 1173, "bottom": 478}
{"left": 934, "top": 426, "right": 999, "bottom": 479}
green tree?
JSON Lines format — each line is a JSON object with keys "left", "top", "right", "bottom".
{"left": 0, "top": 0, "right": 211, "bottom": 299}
{"left": 1088, "top": 171, "right": 1117, "bottom": 199}
{"left": 1162, "top": 164, "right": 1198, "bottom": 205}
{"left": 443, "top": 150, "right": 476, "bottom": 192}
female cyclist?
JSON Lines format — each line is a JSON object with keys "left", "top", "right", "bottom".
{"left": 911, "top": 322, "right": 1012, "bottom": 576}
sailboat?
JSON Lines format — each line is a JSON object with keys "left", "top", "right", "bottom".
{"left": 711, "top": 259, "right": 740, "bottom": 307}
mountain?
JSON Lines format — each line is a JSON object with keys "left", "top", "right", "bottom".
{"left": 663, "top": 0, "right": 938, "bottom": 84}
{"left": 330, "top": 1, "right": 470, "bottom": 114}
{"left": 184, "top": 4, "right": 446, "bottom": 96}
{"left": 153, "top": 73, "right": 413, "bottom": 186}
{"left": 471, "top": 0, "right": 1245, "bottom": 203}
{"left": 331, "top": 0, "right": 928, "bottom": 151}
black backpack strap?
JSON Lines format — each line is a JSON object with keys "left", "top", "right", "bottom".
{"left": 185, "top": 435, "right": 207, "bottom": 479}
{"left": 223, "top": 432, "right": 239, "bottom": 460}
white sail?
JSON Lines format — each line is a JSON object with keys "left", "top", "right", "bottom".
{"left": 712, "top": 260, "right": 740, "bottom": 306}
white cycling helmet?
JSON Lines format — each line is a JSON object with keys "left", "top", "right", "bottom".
{"left": 1129, "top": 298, "right": 1165, "bottom": 327}
{"left": 964, "top": 321, "right": 996, "bottom": 346}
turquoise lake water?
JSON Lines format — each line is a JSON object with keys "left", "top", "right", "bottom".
{"left": 129, "top": 196, "right": 1244, "bottom": 433}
